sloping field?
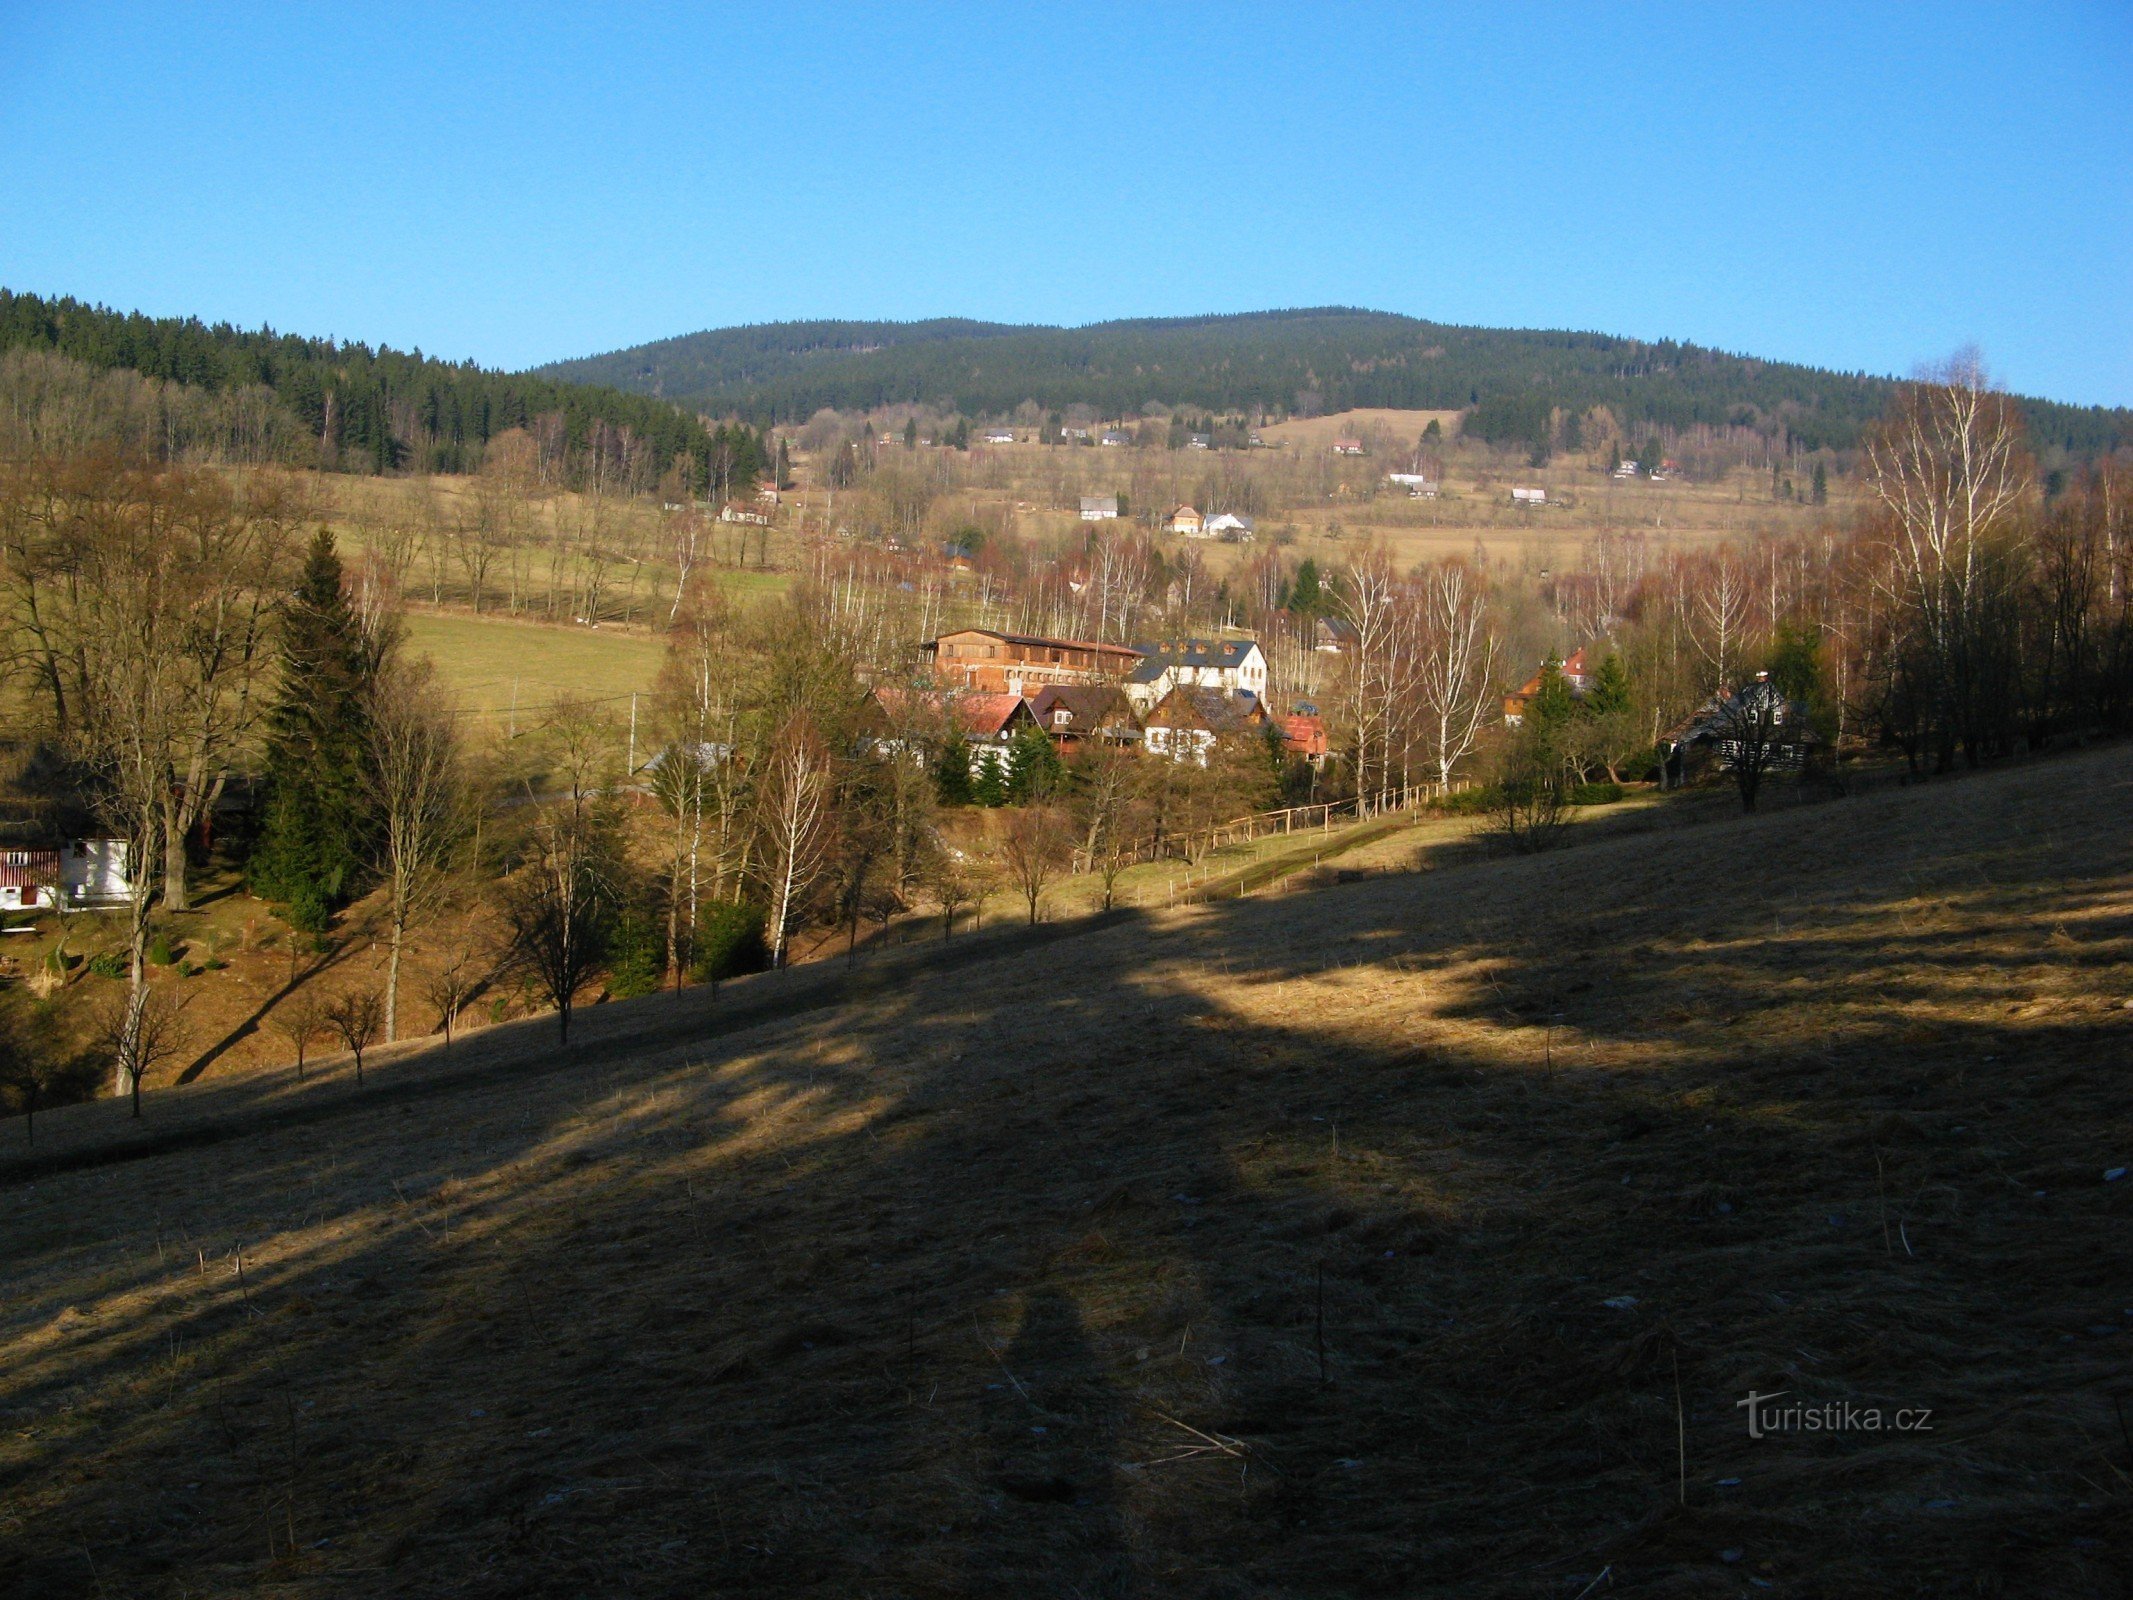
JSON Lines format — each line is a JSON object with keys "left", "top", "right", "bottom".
{"left": 3, "top": 748, "right": 2131, "bottom": 1597}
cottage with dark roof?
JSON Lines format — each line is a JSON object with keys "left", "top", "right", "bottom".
{"left": 1141, "top": 687, "right": 1270, "bottom": 766}
{"left": 1027, "top": 684, "right": 1140, "bottom": 750}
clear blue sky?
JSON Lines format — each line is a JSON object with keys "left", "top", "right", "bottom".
{"left": 3, "top": 2, "right": 2128, "bottom": 405}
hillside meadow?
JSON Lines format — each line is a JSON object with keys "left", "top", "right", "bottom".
{"left": 3, "top": 740, "right": 2128, "bottom": 1597}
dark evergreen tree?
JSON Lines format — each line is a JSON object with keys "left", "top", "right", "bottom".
{"left": 248, "top": 531, "right": 379, "bottom": 928}
{"left": 1290, "top": 557, "right": 1323, "bottom": 616}
{"left": 1812, "top": 460, "right": 1828, "bottom": 505}
{"left": 1587, "top": 653, "right": 1632, "bottom": 718}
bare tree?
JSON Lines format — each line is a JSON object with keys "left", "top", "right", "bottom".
{"left": 324, "top": 989, "right": 384, "bottom": 1085}
{"left": 424, "top": 950, "right": 478, "bottom": 1047}
{"left": 924, "top": 843, "right": 989, "bottom": 939}
{"left": 495, "top": 696, "right": 623, "bottom": 1042}
{"left": 1074, "top": 744, "right": 1144, "bottom": 911}
{"left": 271, "top": 986, "right": 331, "bottom": 1081}
{"left": 756, "top": 718, "right": 833, "bottom": 967}
{"left": 95, "top": 982, "right": 190, "bottom": 1118}
{"left": 1412, "top": 559, "right": 1500, "bottom": 789}
{"left": 1863, "top": 352, "right": 2032, "bottom": 766}
{"left": 1000, "top": 805, "right": 1071, "bottom": 925}
{"left": 363, "top": 655, "right": 468, "bottom": 1040}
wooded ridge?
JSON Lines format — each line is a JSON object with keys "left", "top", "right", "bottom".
{"left": 535, "top": 307, "right": 2132, "bottom": 457}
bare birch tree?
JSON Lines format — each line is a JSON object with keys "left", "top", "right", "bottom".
{"left": 363, "top": 655, "right": 468, "bottom": 1041}
{"left": 756, "top": 718, "right": 832, "bottom": 967}
{"left": 1412, "top": 560, "right": 1501, "bottom": 788}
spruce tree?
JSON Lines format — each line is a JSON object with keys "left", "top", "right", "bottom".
{"left": 1812, "top": 461, "right": 1828, "bottom": 505}
{"left": 248, "top": 531, "right": 378, "bottom": 929}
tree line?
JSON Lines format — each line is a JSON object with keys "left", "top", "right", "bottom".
{"left": 0, "top": 289, "right": 768, "bottom": 488}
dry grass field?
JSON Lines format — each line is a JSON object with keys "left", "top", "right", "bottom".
{"left": 3, "top": 745, "right": 2130, "bottom": 1597}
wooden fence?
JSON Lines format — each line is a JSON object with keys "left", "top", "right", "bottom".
{"left": 1076, "top": 781, "right": 1467, "bottom": 875}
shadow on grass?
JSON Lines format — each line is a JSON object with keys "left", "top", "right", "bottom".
{"left": 3, "top": 749, "right": 2131, "bottom": 1598}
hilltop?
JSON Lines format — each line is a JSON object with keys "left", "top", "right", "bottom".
{"left": 535, "top": 308, "right": 2133, "bottom": 457}
{"left": 3, "top": 743, "right": 2129, "bottom": 1596}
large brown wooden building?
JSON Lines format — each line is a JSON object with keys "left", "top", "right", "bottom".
{"left": 921, "top": 629, "right": 1143, "bottom": 696}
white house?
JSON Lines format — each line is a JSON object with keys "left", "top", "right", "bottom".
{"left": 1201, "top": 512, "right": 1255, "bottom": 541}
{"left": 1511, "top": 486, "right": 1547, "bottom": 505}
{"left": 1100, "top": 430, "right": 1133, "bottom": 447}
{"left": 1125, "top": 638, "right": 1270, "bottom": 711}
{"left": 0, "top": 838, "right": 132, "bottom": 911}
{"left": 1387, "top": 472, "right": 1438, "bottom": 497}
{"left": 1079, "top": 495, "right": 1120, "bottom": 521}
{"left": 982, "top": 428, "right": 1017, "bottom": 445}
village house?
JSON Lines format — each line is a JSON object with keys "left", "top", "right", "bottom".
{"left": 982, "top": 428, "right": 1017, "bottom": 444}
{"left": 922, "top": 628, "right": 1143, "bottom": 698}
{"left": 1079, "top": 494, "right": 1119, "bottom": 522}
{"left": 1201, "top": 512, "right": 1255, "bottom": 541}
{"left": 1125, "top": 637, "right": 1270, "bottom": 711}
{"left": 1332, "top": 437, "right": 1365, "bottom": 456}
{"left": 1060, "top": 426, "right": 1091, "bottom": 443}
{"left": 862, "top": 687, "right": 1040, "bottom": 778}
{"left": 1659, "top": 674, "right": 1818, "bottom": 789}
{"left": 1387, "top": 472, "right": 1438, "bottom": 498}
{"left": 1502, "top": 646, "right": 1597, "bottom": 726}
{"left": 719, "top": 501, "right": 771, "bottom": 525}
{"left": 1100, "top": 430, "right": 1132, "bottom": 447}
{"left": 1141, "top": 686, "right": 1269, "bottom": 766}
{"left": 1188, "top": 432, "right": 1212, "bottom": 450}
{"left": 0, "top": 838, "right": 132, "bottom": 911}
{"left": 1027, "top": 684, "right": 1140, "bottom": 750}
{"left": 1280, "top": 709, "right": 1329, "bottom": 767}
{"left": 1511, "top": 486, "right": 1547, "bottom": 506}
{"left": 1165, "top": 504, "right": 1204, "bottom": 536}
{"left": 1308, "top": 615, "right": 1359, "bottom": 654}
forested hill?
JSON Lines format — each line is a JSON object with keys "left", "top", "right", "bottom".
{"left": 0, "top": 289, "right": 765, "bottom": 487}
{"left": 537, "top": 308, "right": 2130, "bottom": 457}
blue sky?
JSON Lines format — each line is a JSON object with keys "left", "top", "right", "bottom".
{"left": 3, "top": 2, "right": 2128, "bottom": 405}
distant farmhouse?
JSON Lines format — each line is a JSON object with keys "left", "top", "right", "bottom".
{"left": 981, "top": 427, "right": 1017, "bottom": 445}
{"left": 1511, "top": 486, "right": 1547, "bottom": 506}
{"left": 1165, "top": 504, "right": 1204, "bottom": 537}
{"left": 1332, "top": 437, "right": 1365, "bottom": 456}
{"left": 1079, "top": 494, "right": 1120, "bottom": 522}
{"left": 1387, "top": 472, "right": 1438, "bottom": 498}
{"left": 1142, "top": 686, "right": 1269, "bottom": 766}
{"left": 1201, "top": 512, "right": 1255, "bottom": 541}
{"left": 1100, "top": 430, "right": 1132, "bottom": 447}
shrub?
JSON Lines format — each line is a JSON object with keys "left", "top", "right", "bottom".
{"left": 1568, "top": 781, "right": 1625, "bottom": 807}
{"left": 146, "top": 933, "right": 182, "bottom": 967}
{"left": 1432, "top": 784, "right": 1501, "bottom": 816}
{"left": 88, "top": 951, "right": 126, "bottom": 980}
{"left": 280, "top": 884, "right": 331, "bottom": 935}
{"left": 690, "top": 900, "right": 768, "bottom": 983}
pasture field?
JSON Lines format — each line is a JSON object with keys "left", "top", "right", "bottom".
{"left": 400, "top": 609, "right": 669, "bottom": 727}
{"left": 4, "top": 742, "right": 2127, "bottom": 1597}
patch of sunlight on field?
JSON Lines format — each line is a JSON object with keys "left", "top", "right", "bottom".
{"left": 402, "top": 611, "right": 669, "bottom": 722}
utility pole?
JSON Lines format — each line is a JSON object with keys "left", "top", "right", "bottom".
{"left": 626, "top": 692, "right": 638, "bottom": 775}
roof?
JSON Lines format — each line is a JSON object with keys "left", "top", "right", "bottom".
{"left": 1145, "top": 686, "right": 1267, "bottom": 733}
{"left": 1127, "top": 637, "right": 1263, "bottom": 681}
{"left": 925, "top": 628, "right": 1142, "bottom": 659}
{"left": 1028, "top": 684, "right": 1137, "bottom": 733}
{"left": 1280, "top": 713, "right": 1326, "bottom": 752}
{"left": 1667, "top": 678, "right": 1816, "bottom": 748}
{"left": 871, "top": 686, "right": 1033, "bottom": 740}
